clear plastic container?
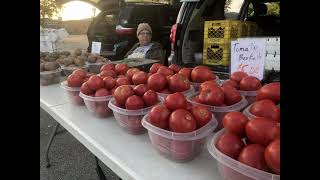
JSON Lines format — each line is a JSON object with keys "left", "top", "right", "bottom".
{"left": 40, "top": 68, "right": 62, "bottom": 86}
{"left": 86, "top": 62, "right": 107, "bottom": 74}
{"left": 60, "top": 81, "right": 84, "bottom": 106}
{"left": 61, "top": 65, "right": 88, "bottom": 77}
{"left": 239, "top": 90, "right": 257, "bottom": 106}
{"left": 108, "top": 98, "right": 156, "bottom": 135}
{"left": 190, "top": 75, "right": 221, "bottom": 91}
{"left": 208, "top": 129, "right": 280, "bottom": 180}
{"left": 242, "top": 104, "right": 257, "bottom": 120}
{"left": 157, "top": 85, "right": 195, "bottom": 100}
{"left": 142, "top": 113, "right": 218, "bottom": 162}
{"left": 79, "top": 92, "right": 112, "bottom": 118}
{"left": 187, "top": 94, "right": 248, "bottom": 132}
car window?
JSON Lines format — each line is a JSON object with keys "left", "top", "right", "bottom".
{"left": 224, "top": 0, "right": 246, "bottom": 19}
{"left": 127, "top": 6, "right": 159, "bottom": 25}
{"left": 247, "top": 2, "right": 280, "bottom": 18}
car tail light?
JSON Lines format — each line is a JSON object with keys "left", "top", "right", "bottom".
{"left": 116, "top": 25, "right": 135, "bottom": 35}
{"left": 170, "top": 24, "right": 177, "bottom": 51}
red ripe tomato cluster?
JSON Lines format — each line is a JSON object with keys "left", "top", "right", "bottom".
{"left": 222, "top": 71, "right": 262, "bottom": 91}
{"left": 191, "top": 80, "right": 242, "bottom": 106}
{"left": 149, "top": 92, "right": 213, "bottom": 132}
{"left": 216, "top": 111, "right": 280, "bottom": 175}
{"left": 113, "top": 85, "right": 159, "bottom": 110}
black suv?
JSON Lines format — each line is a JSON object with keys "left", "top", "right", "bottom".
{"left": 87, "top": 0, "right": 181, "bottom": 62}
{"left": 169, "top": 0, "right": 280, "bottom": 81}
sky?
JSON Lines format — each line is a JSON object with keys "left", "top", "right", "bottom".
{"left": 57, "top": 1, "right": 100, "bottom": 21}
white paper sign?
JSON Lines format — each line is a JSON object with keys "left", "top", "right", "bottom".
{"left": 231, "top": 39, "right": 266, "bottom": 80}
{"left": 91, "top": 41, "right": 101, "bottom": 54}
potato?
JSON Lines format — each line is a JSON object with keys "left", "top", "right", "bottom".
{"left": 72, "top": 48, "right": 82, "bottom": 56}
{"left": 56, "top": 57, "right": 65, "bottom": 65}
{"left": 74, "top": 57, "right": 85, "bottom": 66}
{"left": 47, "top": 57, "right": 57, "bottom": 62}
{"left": 88, "top": 54, "right": 98, "bottom": 63}
{"left": 51, "top": 52, "right": 60, "bottom": 59}
{"left": 82, "top": 52, "right": 90, "bottom": 57}
{"left": 44, "top": 62, "right": 59, "bottom": 71}
{"left": 64, "top": 57, "right": 74, "bottom": 66}
{"left": 67, "top": 64, "right": 77, "bottom": 67}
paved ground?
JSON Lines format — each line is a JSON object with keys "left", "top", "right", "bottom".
{"left": 40, "top": 34, "right": 121, "bottom": 180}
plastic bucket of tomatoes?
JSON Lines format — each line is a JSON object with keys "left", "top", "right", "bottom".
{"left": 239, "top": 90, "right": 257, "bottom": 106}
{"left": 187, "top": 94, "right": 248, "bottom": 132}
{"left": 242, "top": 104, "right": 257, "bottom": 120}
{"left": 142, "top": 114, "right": 218, "bottom": 162}
{"left": 79, "top": 92, "right": 112, "bottom": 118}
{"left": 60, "top": 81, "right": 84, "bottom": 106}
{"left": 61, "top": 65, "right": 88, "bottom": 77}
{"left": 157, "top": 85, "right": 195, "bottom": 100}
{"left": 108, "top": 98, "right": 155, "bottom": 135}
{"left": 207, "top": 129, "right": 280, "bottom": 180}
{"left": 190, "top": 76, "right": 221, "bottom": 91}
{"left": 40, "top": 68, "right": 62, "bottom": 86}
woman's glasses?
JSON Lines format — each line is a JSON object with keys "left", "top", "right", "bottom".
{"left": 139, "top": 32, "right": 151, "bottom": 36}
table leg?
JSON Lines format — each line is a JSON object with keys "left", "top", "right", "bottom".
{"left": 95, "top": 156, "right": 107, "bottom": 180}
{"left": 45, "top": 122, "right": 60, "bottom": 168}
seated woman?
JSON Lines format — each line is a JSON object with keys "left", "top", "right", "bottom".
{"left": 124, "top": 23, "right": 165, "bottom": 63}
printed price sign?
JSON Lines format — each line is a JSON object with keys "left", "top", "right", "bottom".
{"left": 230, "top": 38, "right": 266, "bottom": 80}
{"left": 91, "top": 41, "right": 101, "bottom": 54}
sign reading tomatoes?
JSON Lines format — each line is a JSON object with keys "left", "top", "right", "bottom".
{"left": 230, "top": 38, "right": 266, "bottom": 80}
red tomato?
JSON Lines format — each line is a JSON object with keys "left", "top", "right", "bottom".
{"left": 169, "top": 109, "right": 196, "bottom": 133}
{"left": 100, "top": 70, "right": 117, "bottom": 79}
{"left": 238, "top": 144, "right": 269, "bottom": 171}
{"left": 164, "top": 92, "right": 188, "bottom": 111}
{"left": 102, "top": 76, "right": 115, "bottom": 90}
{"left": 215, "top": 132, "right": 245, "bottom": 159}
{"left": 67, "top": 74, "right": 84, "bottom": 87}
{"left": 149, "top": 104, "right": 170, "bottom": 129}
{"left": 191, "top": 95, "right": 201, "bottom": 103}
{"left": 117, "top": 74, "right": 126, "bottom": 78}
{"left": 116, "top": 77, "right": 131, "bottom": 87}
{"left": 191, "top": 66, "right": 215, "bottom": 83}
{"left": 250, "top": 99, "right": 280, "bottom": 122}
{"left": 100, "top": 63, "right": 115, "bottom": 72}
{"left": 178, "top": 68, "right": 192, "bottom": 80}
{"left": 239, "top": 76, "right": 262, "bottom": 91}
{"left": 222, "top": 79, "right": 239, "bottom": 89}
{"left": 125, "top": 95, "right": 145, "bottom": 110}
{"left": 159, "top": 88, "right": 171, "bottom": 94}
{"left": 245, "top": 117, "right": 280, "bottom": 146}
{"left": 199, "top": 80, "right": 218, "bottom": 93}
{"left": 142, "top": 90, "right": 158, "bottom": 107}
{"left": 95, "top": 88, "right": 110, "bottom": 97}
{"left": 157, "top": 66, "right": 174, "bottom": 77}
{"left": 221, "top": 86, "right": 242, "bottom": 106}
{"left": 80, "top": 82, "right": 94, "bottom": 95}
{"left": 198, "top": 86, "right": 224, "bottom": 106}
{"left": 190, "top": 106, "right": 212, "bottom": 128}
{"left": 230, "top": 71, "right": 248, "bottom": 83}
{"left": 72, "top": 69, "right": 87, "bottom": 79}
{"left": 168, "top": 74, "right": 190, "bottom": 92}
{"left": 133, "top": 84, "right": 148, "bottom": 97}
{"left": 110, "top": 87, "right": 116, "bottom": 96}
{"left": 169, "top": 64, "right": 182, "bottom": 73}
{"left": 149, "top": 63, "right": 163, "bottom": 74}
{"left": 126, "top": 68, "right": 140, "bottom": 82}
{"left": 113, "top": 85, "right": 134, "bottom": 105}
{"left": 132, "top": 71, "right": 148, "bottom": 85}
{"left": 265, "top": 139, "right": 280, "bottom": 174}
{"left": 256, "top": 82, "right": 280, "bottom": 104}
{"left": 147, "top": 73, "right": 167, "bottom": 92}
{"left": 223, "top": 112, "right": 249, "bottom": 137}
{"left": 115, "top": 64, "right": 129, "bottom": 75}
{"left": 87, "top": 75, "right": 104, "bottom": 91}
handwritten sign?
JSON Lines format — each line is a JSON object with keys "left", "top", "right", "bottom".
{"left": 91, "top": 41, "right": 101, "bottom": 54}
{"left": 230, "top": 38, "right": 266, "bottom": 80}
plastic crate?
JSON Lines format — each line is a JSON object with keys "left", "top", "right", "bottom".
{"left": 203, "top": 43, "right": 230, "bottom": 66}
{"left": 245, "top": 21, "right": 257, "bottom": 36}
{"left": 204, "top": 20, "right": 248, "bottom": 44}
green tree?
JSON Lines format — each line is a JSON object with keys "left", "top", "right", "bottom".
{"left": 266, "top": 2, "right": 280, "bottom": 16}
{"left": 224, "top": 0, "right": 232, "bottom": 11}
{"left": 40, "top": 0, "right": 61, "bottom": 26}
